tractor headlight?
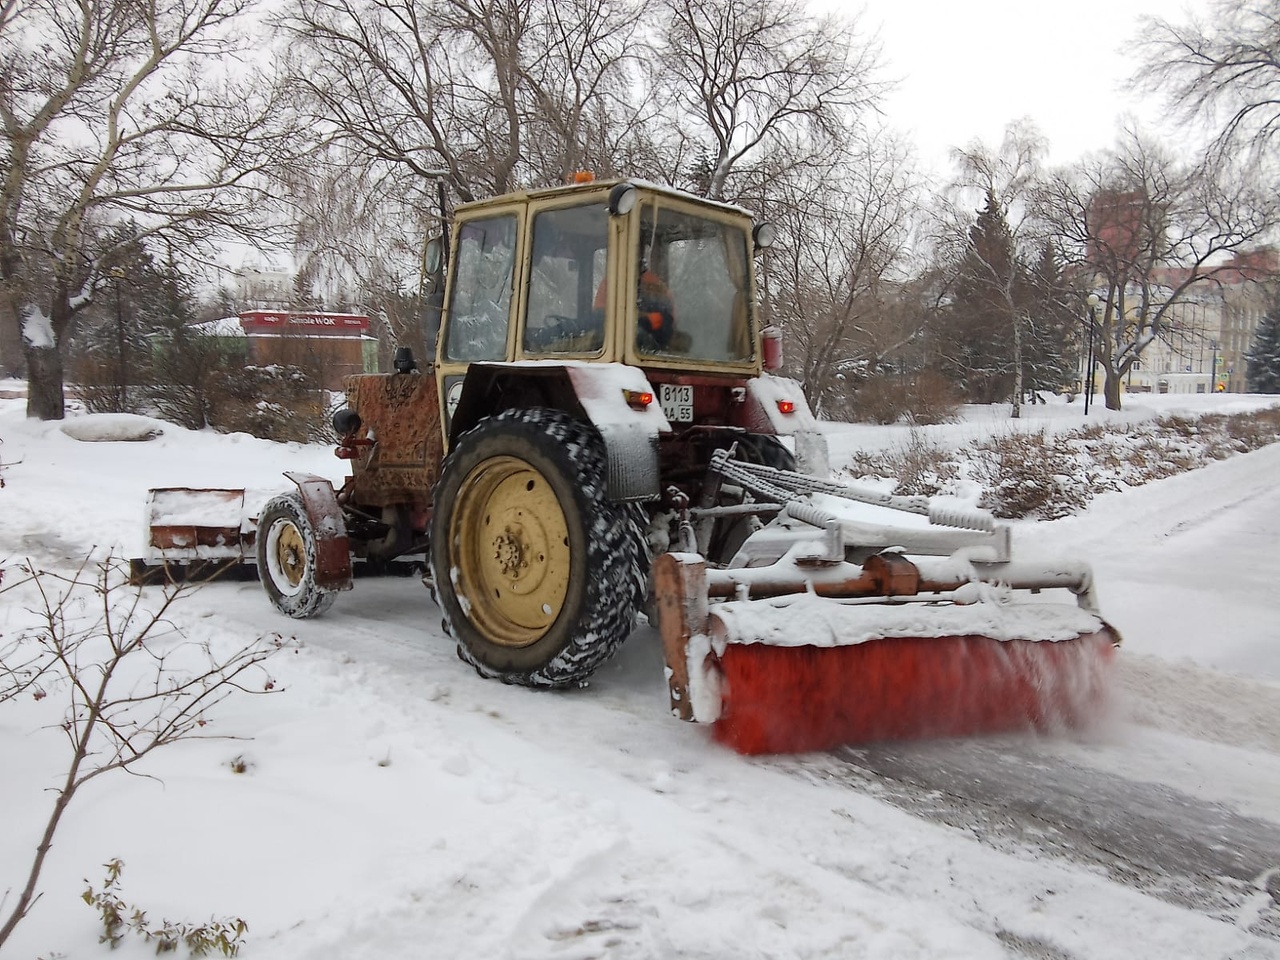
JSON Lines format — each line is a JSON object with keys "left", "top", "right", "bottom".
{"left": 753, "top": 222, "right": 777, "bottom": 251}
{"left": 608, "top": 182, "right": 637, "bottom": 216}
{"left": 332, "top": 407, "right": 362, "bottom": 437}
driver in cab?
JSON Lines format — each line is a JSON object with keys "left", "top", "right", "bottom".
{"left": 593, "top": 242, "right": 676, "bottom": 350}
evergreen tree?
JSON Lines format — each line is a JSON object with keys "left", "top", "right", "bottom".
{"left": 66, "top": 224, "right": 198, "bottom": 413}
{"left": 1021, "top": 244, "right": 1082, "bottom": 398}
{"left": 1246, "top": 301, "right": 1280, "bottom": 393}
{"left": 933, "top": 190, "right": 1022, "bottom": 403}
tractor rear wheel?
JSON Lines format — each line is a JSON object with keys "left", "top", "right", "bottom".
{"left": 257, "top": 493, "right": 338, "bottom": 619}
{"left": 429, "top": 408, "right": 641, "bottom": 687}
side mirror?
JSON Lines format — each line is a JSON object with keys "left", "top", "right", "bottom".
{"left": 423, "top": 237, "right": 444, "bottom": 279}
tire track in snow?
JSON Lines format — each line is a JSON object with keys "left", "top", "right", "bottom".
{"left": 786, "top": 739, "right": 1280, "bottom": 943}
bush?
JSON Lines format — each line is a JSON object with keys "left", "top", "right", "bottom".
{"left": 204, "top": 365, "right": 328, "bottom": 443}
{"left": 146, "top": 333, "right": 331, "bottom": 442}
{"left": 968, "top": 430, "right": 1092, "bottom": 520}
{"left": 1219, "top": 407, "right": 1280, "bottom": 452}
{"left": 904, "top": 370, "right": 964, "bottom": 426}
{"left": 84, "top": 859, "right": 248, "bottom": 956}
{"left": 67, "top": 324, "right": 156, "bottom": 415}
{"left": 844, "top": 431, "right": 959, "bottom": 497}
{"left": 851, "top": 372, "right": 962, "bottom": 426}
{"left": 943, "top": 404, "right": 1280, "bottom": 519}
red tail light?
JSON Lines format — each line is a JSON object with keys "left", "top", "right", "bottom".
{"left": 623, "top": 389, "right": 654, "bottom": 410}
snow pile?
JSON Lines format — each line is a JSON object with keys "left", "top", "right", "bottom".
{"left": 58, "top": 413, "right": 166, "bottom": 442}
{"left": 711, "top": 595, "right": 1101, "bottom": 647}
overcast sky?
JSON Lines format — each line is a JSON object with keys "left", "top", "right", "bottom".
{"left": 853, "top": 0, "right": 1214, "bottom": 175}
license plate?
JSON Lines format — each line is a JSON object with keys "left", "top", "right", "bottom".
{"left": 659, "top": 383, "right": 694, "bottom": 422}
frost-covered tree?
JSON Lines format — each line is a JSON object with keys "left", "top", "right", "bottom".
{"left": 0, "top": 0, "right": 294, "bottom": 420}
{"left": 277, "top": 0, "right": 647, "bottom": 202}
{"left": 934, "top": 189, "right": 1023, "bottom": 404}
{"left": 651, "top": 0, "right": 884, "bottom": 200}
{"left": 1023, "top": 244, "right": 1083, "bottom": 399}
{"left": 759, "top": 129, "right": 923, "bottom": 416}
{"left": 1246, "top": 302, "right": 1280, "bottom": 392}
{"left": 930, "top": 121, "right": 1076, "bottom": 414}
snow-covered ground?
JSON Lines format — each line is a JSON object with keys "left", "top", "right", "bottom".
{"left": 2, "top": 385, "right": 1279, "bottom": 960}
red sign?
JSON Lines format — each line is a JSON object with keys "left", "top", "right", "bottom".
{"left": 239, "top": 311, "right": 370, "bottom": 336}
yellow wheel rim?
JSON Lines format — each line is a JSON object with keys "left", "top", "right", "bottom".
{"left": 271, "top": 520, "right": 307, "bottom": 591}
{"left": 451, "top": 455, "right": 571, "bottom": 648}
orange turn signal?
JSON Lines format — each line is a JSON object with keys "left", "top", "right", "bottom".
{"left": 623, "top": 389, "right": 654, "bottom": 410}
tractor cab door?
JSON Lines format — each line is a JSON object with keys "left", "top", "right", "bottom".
{"left": 520, "top": 201, "right": 612, "bottom": 357}
{"left": 627, "top": 198, "right": 756, "bottom": 368}
{"left": 437, "top": 205, "right": 522, "bottom": 427}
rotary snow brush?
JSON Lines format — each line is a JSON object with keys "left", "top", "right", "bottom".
{"left": 653, "top": 553, "right": 1119, "bottom": 754}
{"left": 650, "top": 462, "right": 1120, "bottom": 755}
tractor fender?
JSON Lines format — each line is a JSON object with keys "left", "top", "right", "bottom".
{"left": 743, "top": 374, "right": 829, "bottom": 477}
{"left": 282, "top": 471, "right": 353, "bottom": 590}
{"left": 448, "top": 361, "right": 670, "bottom": 501}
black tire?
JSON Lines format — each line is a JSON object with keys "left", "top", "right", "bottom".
{"left": 257, "top": 493, "right": 338, "bottom": 619}
{"left": 429, "top": 408, "right": 642, "bottom": 687}
{"left": 734, "top": 433, "right": 796, "bottom": 472}
{"left": 707, "top": 433, "right": 797, "bottom": 565}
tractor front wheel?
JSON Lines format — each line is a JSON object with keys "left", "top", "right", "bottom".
{"left": 429, "top": 408, "right": 641, "bottom": 687}
{"left": 257, "top": 493, "right": 338, "bottom": 619}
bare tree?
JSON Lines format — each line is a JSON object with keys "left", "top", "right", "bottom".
{"left": 1135, "top": 0, "right": 1280, "bottom": 167}
{"left": 761, "top": 131, "right": 922, "bottom": 416}
{"left": 1035, "top": 130, "right": 1279, "bottom": 410}
{"left": 0, "top": 557, "right": 282, "bottom": 949}
{"left": 0, "top": 0, "right": 295, "bottom": 420}
{"left": 275, "top": 140, "right": 439, "bottom": 363}
{"left": 278, "top": 0, "right": 644, "bottom": 202}
{"left": 652, "top": 0, "right": 885, "bottom": 201}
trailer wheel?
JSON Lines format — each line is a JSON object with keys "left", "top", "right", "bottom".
{"left": 430, "top": 408, "right": 640, "bottom": 687}
{"left": 257, "top": 493, "right": 338, "bottom": 619}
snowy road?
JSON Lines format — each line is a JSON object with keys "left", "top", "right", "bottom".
{"left": 766, "top": 442, "right": 1280, "bottom": 946}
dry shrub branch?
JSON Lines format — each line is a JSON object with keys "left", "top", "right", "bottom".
{"left": 0, "top": 557, "right": 283, "bottom": 951}
{"left": 842, "top": 406, "right": 1280, "bottom": 519}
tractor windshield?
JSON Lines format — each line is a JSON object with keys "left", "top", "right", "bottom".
{"left": 635, "top": 204, "right": 754, "bottom": 363}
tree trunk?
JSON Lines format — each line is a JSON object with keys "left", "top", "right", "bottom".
{"left": 24, "top": 344, "right": 66, "bottom": 420}
{"left": 1104, "top": 368, "right": 1123, "bottom": 411}
{"left": 1011, "top": 314, "right": 1023, "bottom": 419}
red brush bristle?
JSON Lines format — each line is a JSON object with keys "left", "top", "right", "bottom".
{"left": 712, "top": 633, "right": 1116, "bottom": 755}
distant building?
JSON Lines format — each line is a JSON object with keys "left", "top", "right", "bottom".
{"left": 233, "top": 267, "right": 295, "bottom": 307}
{"left": 1081, "top": 248, "right": 1278, "bottom": 396}
{"left": 190, "top": 310, "right": 378, "bottom": 390}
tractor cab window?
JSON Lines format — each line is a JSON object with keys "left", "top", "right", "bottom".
{"left": 523, "top": 203, "right": 608, "bottom": 355}
{"left": 444, "top": 214, "right": 518, "bottom": 362}
{"left": 635, "top": 205, "right": 754, "bottom": 362}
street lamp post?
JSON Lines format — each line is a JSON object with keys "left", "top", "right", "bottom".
{"left": 1084, "top": 294, "right": 1099, "bottom": 415}
{"left": 110, "top": 266, "right": 127, "bottom": 410}
{"left": 1209, "top": 339, "right": 1219, "bottom": 393}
